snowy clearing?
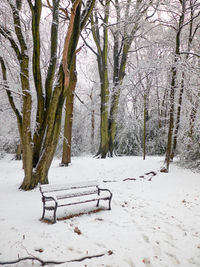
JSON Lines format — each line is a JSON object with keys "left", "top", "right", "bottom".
{"left": 0, "top": 155, "right": 200, "bottom": 267}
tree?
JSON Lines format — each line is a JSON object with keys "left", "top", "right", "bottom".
{"left": 61, "top": 0, "right": 95, "bottom": 166}
{"left": 163, "top": 0, "right": 200, "bottom": 171}
{"left": 170, "top": 0, "right": 200, "bottom": 160}
{"left": 88, "top": 0, "right": 154, "bottom": 158}
{"left": 0, "top": 0, "right": 95, "bottom": 189}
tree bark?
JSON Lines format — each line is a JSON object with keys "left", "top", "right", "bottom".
{"left": 61, "top": 59, "right": 77, "bottom": 166}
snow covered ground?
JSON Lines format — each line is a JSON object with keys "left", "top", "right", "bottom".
{"left": 0, "top": 155, "right": 200, "bottom": 267}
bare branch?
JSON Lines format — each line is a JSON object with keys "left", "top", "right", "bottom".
{"left": 0, "top": 252, "right": 109, "bottom": 265}
{"left": 180, "top": 51, "right": 200, "bottom": 57}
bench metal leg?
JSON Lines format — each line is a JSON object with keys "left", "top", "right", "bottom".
{"left": 108, "top": 192, "right": 112, "bottom": 210}
{"left": 53, "top": 204, "right": 58, "bottom": 224}
{"left": 108, "top": 198, "right": 111, "bottom": 210}
{"left": 41, "top": 206, "right": 45, "bottom": 220}
{"left": 96, "top": 199, "right": 100, "bottom": 207}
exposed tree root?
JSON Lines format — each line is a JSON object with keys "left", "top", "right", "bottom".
{"left": 0, "top": 251, "right": 111, "bottom": 266}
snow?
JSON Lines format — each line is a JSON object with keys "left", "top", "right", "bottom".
{"left": 0, "top": 155, "right": 200, "bottom": 266}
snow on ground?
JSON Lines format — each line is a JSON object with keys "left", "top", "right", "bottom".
{"left": 0, "top": 155, "right": 200, "bottom": 267}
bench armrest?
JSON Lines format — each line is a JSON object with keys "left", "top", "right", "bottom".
{"left": 42, "top": 193, "right": 58, "bottom": 205}
{"left": 97, "top": 187, "right": 112, "bottom": 198}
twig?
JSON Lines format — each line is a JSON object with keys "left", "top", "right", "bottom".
{"left": 103, "top": 179, "right": 118, "bottom": 183}
{"left": 123, "top": 178, "right": 137, "bottom": 181}
{"left": 145, "top": 171, "right": 157, "bottom": 176}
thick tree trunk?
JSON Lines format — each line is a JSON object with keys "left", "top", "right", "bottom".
{"left": 34, "top": 90, "right": 65, "bottom": 186}
{"left": 15, "top": 143, "right": 22, "bottom": 160}
{"left": 19, "top": 55, "right": 33, "bottom": 190}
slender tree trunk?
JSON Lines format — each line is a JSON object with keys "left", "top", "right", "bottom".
{"left": 170, "top": 73, "right": 184, "bottom": 160}
{"left": 107, "top": 0, "right": 142, "bottom": 156}
{"left": 90, "top": 91, "right": 95, "bottom": 153}
{"left": 164, "top": 0, "right": 185, "bottom": 172}
{"left": 98, "top": 79, "right": 109, "bottom": 158}
{"left": 61, "top": 0, "right": 96, "bottom": 164}
{"left": 20, "top": 58, "right": 33, "bottom": 189}
{"left": 189, "top": 101, "right": 199, "bottom": 139}
{"left": 170, "top": 1, "right": 197, "bottom": 160}
{"left": 61, "top": 60, "right": 77, "bottom": 166}
{"left": 143, "top": 93, "right": 146, "bottom": 160}
{"left": 92, "top": 1, "right": 110, "bottom": 158}
{"left": 164, "top": 67, "right": 176, "bottom": 171}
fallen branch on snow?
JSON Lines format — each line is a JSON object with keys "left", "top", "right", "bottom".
{"left": 103, "top": 170, "right": 158, "bottom": 183}
{"left": 0, "top": 251, "right": 112, "bottom": 266}
{"left": 123, "top": 178, "right": 137, "bottom": 181}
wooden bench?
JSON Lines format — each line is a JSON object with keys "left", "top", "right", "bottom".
{"left": 39, "top": 180, "right": 112, "bottom": 223}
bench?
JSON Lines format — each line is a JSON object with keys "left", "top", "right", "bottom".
{"left": 39, "top": 180, "right": 112, "bottom": 223}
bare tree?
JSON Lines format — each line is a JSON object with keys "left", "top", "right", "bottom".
{"left": 0, "top": 0, "right": 95, "bottom": 189}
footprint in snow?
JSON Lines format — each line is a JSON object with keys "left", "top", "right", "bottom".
{"left": 142, "top": 234, "right": 150, "bottom": 243}
{"left": 166, "top": 252, "right": 180, "bottom": 264}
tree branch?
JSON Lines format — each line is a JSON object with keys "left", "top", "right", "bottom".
{"left": 0, "top": 252, "right": 109, "bottom": 265}
{"left": 180, "top": 51, "right": 200, "bottom": 57}
{"left": 0, "top": 26, "right": 21, "bottom": 60}
{"left": 0, "top": 57, "right": 22, "bottom": 127}
{"left": 81, "top": 33, "right": 98, "bottom": 56}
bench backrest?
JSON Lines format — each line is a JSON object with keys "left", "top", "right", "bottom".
{"left": 40, "top": 180, "right": 99, "bottom": 194}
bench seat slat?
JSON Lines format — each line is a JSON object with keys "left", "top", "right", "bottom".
{"left": 40, "top": 180, "right": 99, "bottom": 193}
{"left": 45, "top": 196, "right": 110, "bottom": 209}
{"left": 44, "top": 189, "right": 98, "bottom": 201}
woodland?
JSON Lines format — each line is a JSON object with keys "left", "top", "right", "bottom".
{"left": 0, "top": 0, "right": 200, "bottom": 190}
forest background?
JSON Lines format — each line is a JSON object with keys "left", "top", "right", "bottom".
{"left": 0, "top": 0, "right": 200, "bottom": 190}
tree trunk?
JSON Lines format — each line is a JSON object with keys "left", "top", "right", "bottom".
{"left": 189, "top": 102, "right": 199, "bottom": 139}
{"left": 170, "top": 73, "right": 184, "bottom": 160}
{"left": 90, "top": 91, "right": 95, "bottom": 153}
{"left": 92, "top": 1, "right": 110, "bottom": 158}
{"left": 15, "top": 143, "right": 22, "bottom": 160}
{"left": 170, "top": 1, "right": 196, "bottom": 160}
{"left": 164, "top": 0, "right": 185, "bottom": 172}
{"left": 61, "top": 60, "right": 77, "bottom": 166}
{"left": 164, "top": 71, "right": 175, "bottom": 172}
{"left": 143, "top": 93, "right": 147, "bottom": 160}
{"left": 19, "top": 56, "right": 33, "bottom": 190}
{"left": 34, "top": 98, "right": 64, "bottom": 186}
